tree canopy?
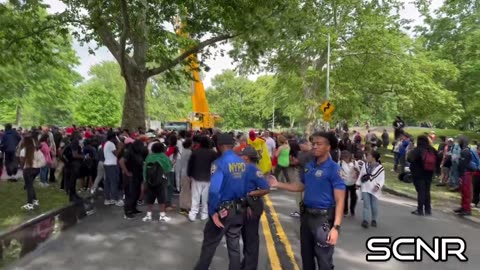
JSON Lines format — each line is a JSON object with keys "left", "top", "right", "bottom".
{"left": 0, "top": 0, "right": 478, "bottom": 132}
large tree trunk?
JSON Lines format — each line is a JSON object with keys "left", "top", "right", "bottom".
{"left": 121, "top": 70, "right": 147, "bottom": 131}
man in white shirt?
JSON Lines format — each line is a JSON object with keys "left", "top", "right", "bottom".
{"left": 263, "top": 131, "right": 276, "bottom": 160}
{"left": 103, "top": 132, "right": 124, "bottom": 207}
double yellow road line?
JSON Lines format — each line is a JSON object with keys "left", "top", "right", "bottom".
{"left": 260, "top": 194, "right": 300, "bottom": 270}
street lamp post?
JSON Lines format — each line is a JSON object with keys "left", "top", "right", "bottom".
{"left": 321, "top": 33, "right": 332, "bottom": 131}
{"left": 326, "top": 33, "right": 330, "bottom": 101}
{"left": 272, "top": 97, "right": 275, "bottom": 131}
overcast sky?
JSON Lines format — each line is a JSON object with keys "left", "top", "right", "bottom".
{"left": 42, "top": 0, "right": 443, "bottom": 88}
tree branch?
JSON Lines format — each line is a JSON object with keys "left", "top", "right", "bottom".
{"left": 132, "top": 0, "right": 148, "bottom": 70}
{"left": 4, "top": 24, "right": 57, "bottom": 50}
{"left": 96, "top": 24, "right": 122, "bottom": 64}
{"left": 338, "top": 51, "right": 401, "bottom": 59}
{"left": 146, "top": 34, "right": 236, "bottom": 77}
{"left": 120, "top": 0, "right": 131, "bottom": 84}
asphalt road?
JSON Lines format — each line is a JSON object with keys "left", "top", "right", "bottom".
{"left": 8, "top": 190, "right": 480, "bottom": 270}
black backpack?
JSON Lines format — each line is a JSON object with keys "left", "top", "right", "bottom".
{"left": 146, "top": 162, "right": 167, "bottom": 187}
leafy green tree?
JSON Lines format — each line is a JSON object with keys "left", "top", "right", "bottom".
{"left": 74, "top": 81, "right": 122, "bottom": 127}
{"left": 56, "top": 0, "right": 295, "bottom": 130}
{"left": 418, "top": 0, "right": 480, "bottom": 129}
{"left": 0, "top": 1, "right": 80, "bottom": 127}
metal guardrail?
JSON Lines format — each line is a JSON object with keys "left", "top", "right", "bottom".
{"left": 0, "top": 195, "right": 96, "bottom": 268}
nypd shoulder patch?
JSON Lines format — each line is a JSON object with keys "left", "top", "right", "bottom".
{"left": 211, "top": 164, "right": 217, "bottom": 175}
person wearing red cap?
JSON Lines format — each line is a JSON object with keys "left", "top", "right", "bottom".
{"left": 247, "top": 130, "right": 272, "bottom": 174}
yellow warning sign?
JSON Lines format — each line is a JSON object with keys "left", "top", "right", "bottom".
{"left": 320, "top": 101, "right": 335, "bottom": 115}
{"left": 323, "top": 113, "right": 332, "bottom": 122}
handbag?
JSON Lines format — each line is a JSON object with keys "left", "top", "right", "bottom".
{"left": 35, "top": 150, "right": 47, "bottom": 168}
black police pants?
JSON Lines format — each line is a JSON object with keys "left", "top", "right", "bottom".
{"left": 194, "top": 211, "right": 244, "bottom": 270}
{"left": 300, "top": 212, "right": 334, "bottom": 270}
{"left": 124, "top": 173, "right": 142, "bottom": 214}
{"left": 241, "top": 209, "right": 263, "bottom": 270}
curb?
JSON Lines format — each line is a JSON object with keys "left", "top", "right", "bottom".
{"left": 382, "top": 186, "right": 416, "bottom": 200}
{"left": 383, "top": 185, "right": 480, "bottom": 225}
{"left": 0, "top": 195, "right": 95, "bottom": 267}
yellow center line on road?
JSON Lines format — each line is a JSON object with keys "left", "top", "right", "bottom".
{"left": 260, "top": 211, "right": 282, "bottom": 269}
{"left": 264, "top": 194, "right": 301, "bottom": 270}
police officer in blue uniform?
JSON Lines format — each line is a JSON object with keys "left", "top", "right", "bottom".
{"left": 239, "top": 145, "right": 270, "bottom": 270}
{"left": 269, "top": 132, "right": 346, "bottom": 270}
{"left": 194, "top": 133, "right": 248, "bottom": 270}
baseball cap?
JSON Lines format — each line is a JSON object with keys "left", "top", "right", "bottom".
{"left": 249, "top": 130, "right": 256, "bottom": 140}
{"left": 139, "top": 135, "right": 149, "bottom": 143}
{"left": 217, "top": 133, "right": 235, "bottom": 145}
{"left": 239, "top": 145, "right": 258, "bottom": 159}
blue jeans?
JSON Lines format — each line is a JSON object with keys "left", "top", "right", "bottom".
{"left": 393, "top": 152, "right": 400, "bottom": 171}
{"left": 40, "top": 166, "right": 49, "bottom": 184}
{"left": 362, "top": 192, "right": 378, "bottom": 222}
{"left": 449, "top": 161, "right": 459, "bottom": 187}
{"left": 104, "top": 165, "right": 120, "bottom": 201}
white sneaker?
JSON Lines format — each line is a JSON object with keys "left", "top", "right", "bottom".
{"left": 33, "top": 200, "right": 39, "bottom": 207}
{"left": 142, "top": 213, "right": 153, "bottom": 222}
{"left": 104, "top": 200, "right": 115, "bottom": 206}
{"left": 115, "top": 200, "right": 125, "bottom": 207}
{"left": 188, "top": 214, "right": 196, "bottom": 222}
{"left": 159, "top": 215, "right": 171, "bottom": 222}
{"left": 21, "top": 204, "right": 35, "bottom": 210}
{"left": 200, "top": 215, "right": 209, "bottom": 221}
{"left": 90, "top": 188, "right": 96, "bottom": 195}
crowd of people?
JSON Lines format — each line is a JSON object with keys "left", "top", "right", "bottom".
{"left": 2, "top": 120, "right": 480, "bottom": 269}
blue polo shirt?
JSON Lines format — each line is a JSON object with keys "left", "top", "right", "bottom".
{"left": 245, "top": 163, "right": 269, "bottom": 193}
{"left": 301, "top": 157, "right": 346, "bottom": 209}
{"left": 208, "top": 150, "right": 248, "bottom": 215}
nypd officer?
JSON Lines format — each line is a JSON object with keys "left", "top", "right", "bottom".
{"left": 269, "top": 132, "right": 346, "bottom": 270}
{"left": 194, "top": 133, "right": 248, "bottom": 270}
{"left": 239, "top": 145, "right": 270, "bottom": 270}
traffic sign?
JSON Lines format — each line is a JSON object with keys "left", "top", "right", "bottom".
{"left": 323, "top": 113, "right": 332, "bottom": 122}
{"left": 320, "top": 101, "right": 335, "bottom": 115}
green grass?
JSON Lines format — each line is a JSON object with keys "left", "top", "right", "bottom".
{"left": 404, "top": 127, "right": 480, "bottom": 143}
{"left": 358, "top": 126, "right": 480, "bottom": 145}
{"left": 0, "top": 180, "right": 69, "bottom": 232}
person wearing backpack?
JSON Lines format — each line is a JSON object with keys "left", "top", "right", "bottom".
{"left": 454, "top": 136, "right": 476, "bottom": 216}
{"left": 142, "top": 142, "right": 173, "bottom": 222}
{"left": 407, "top": 135, "right": 439, "bottom": 216}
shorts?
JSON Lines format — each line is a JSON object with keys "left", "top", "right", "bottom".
{"left": 145, "top": 182, "right": 167, "bottom": 205}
